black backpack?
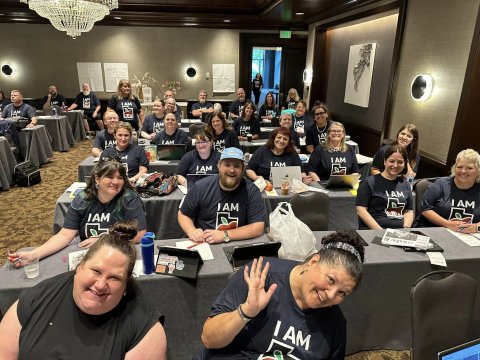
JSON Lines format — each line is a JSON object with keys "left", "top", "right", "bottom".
{"left": 14, "top": 161, "right": 41, "bottom": 187}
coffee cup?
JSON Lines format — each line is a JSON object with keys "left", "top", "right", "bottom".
{"left": 247, "top": 133, "right": 252, "bottom": 142}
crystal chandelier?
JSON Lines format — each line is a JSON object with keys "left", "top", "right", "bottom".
{"left": 20, "top": 0, "right": 118, "bottom": 38}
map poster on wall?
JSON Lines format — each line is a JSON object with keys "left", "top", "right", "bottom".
{"left": 104, "top": 63, "right": 129, "bottom": 92}
{"left": 212, "top": 64, "right": 235, "bottom": 93}
{"left": 344, "top": 43, "right": 377, "bottom": 108}
{"left": 76, "top": 62, "right": 104, "bottom": 92}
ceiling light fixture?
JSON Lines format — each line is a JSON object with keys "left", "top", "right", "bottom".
{"left": 20, "top": 0, "right": 118, "bottom": 38}
{"left": 295, "top": 12, "right": 304, "bottom": 15}
{"left": 223, "top": 19, "right": 231, "bottom": 23}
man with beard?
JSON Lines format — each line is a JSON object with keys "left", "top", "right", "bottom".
{"left": 164, "top": 89, "right": 183, "bottom": 121}
{"left": 68, "top": 83, "right": 103, "bottom": 137}
{"left": 191, "top": 89, "right": 214, "bottom": 122}
{"left": 42, "top": 85, "right": 66, "bottom": 113}
{"left": 178, "top": 147, "right": 265, "bottom": 243}
{"left": 228, "top": 88, "right": 249, "bottom": 120}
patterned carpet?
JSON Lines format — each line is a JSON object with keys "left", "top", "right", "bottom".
{"left": 0, "top": 138, "right": 411, "bottom": 359}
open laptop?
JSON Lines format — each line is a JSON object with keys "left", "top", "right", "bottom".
{"left": 271, "top": 166, "right": 302, "bottom": 188}
{"left": 157, "top": 144, "right": 188, "bottom": 160}
{"left": 223, "top": 242, "right": 282, "bottom": 270}
{"left": 322, "top": 174, "right": 361, "bottom": 189}
{"left": 438, "top": 338, "right": 480, "bottom": 359}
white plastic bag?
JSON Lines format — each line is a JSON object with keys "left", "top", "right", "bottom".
{"left": 268, "top": 202, "right": 317, "bottom": 261}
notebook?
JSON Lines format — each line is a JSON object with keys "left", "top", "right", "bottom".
{"left": 438, "top": 338, "right": 480, "bottom": 359}
{"left": 270, "top": 166, "right": 302, "bottom": 188}
{"left": 323, "top": 174, "right": 361, "bottom": 189}
{"left": 223, "top": 242, "right": 282, "bottom": 270}
{"left": 157, "top": 144, "right": 188, "bottom": 160}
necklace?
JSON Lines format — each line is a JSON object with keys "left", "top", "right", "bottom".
{"left": 316, "top": 123, "right": 327, "bottom": 133}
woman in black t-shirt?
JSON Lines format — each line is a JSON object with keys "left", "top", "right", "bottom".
{"left": 206, "top": 112, "right": 240, "bottom": 152}
{"left": 107, "top": 79, "right": 144, "bottom": 131}
{"left": 356, "top": 145, "right": 414, "bottom": 229}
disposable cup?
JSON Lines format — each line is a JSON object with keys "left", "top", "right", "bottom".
{"left": 24, "top": 257, "right": 40, "bottom": 279}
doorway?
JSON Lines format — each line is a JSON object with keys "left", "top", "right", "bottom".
{"left": 250, "top": 47, "right": 282, "bottom": 109}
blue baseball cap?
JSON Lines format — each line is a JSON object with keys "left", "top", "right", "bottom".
{"left": 220, "top": 147, "right": 244, "bottom": 161}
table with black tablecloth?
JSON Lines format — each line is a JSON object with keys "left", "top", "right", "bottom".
{"left": 36, "top": 115, "right": 75, "bottom": 151}
{"left": 0, "top": 136, "right": 17, "bottom": 190}
{"left": 19, "top": 125, "right": 54, "bottom": 167}
{"left": 62, "top": 110, "right": 86, "bottom": 141}
{"left": 0, "top": 228, "right": 479, "bottom": 358}
{"left": 77, "top": 156, "right": 180, "bottom": 182}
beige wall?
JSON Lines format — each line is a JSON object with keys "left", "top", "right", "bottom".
{"left": 0, "top": 23, "right": 241, "bottom": 101}
{"left": 389, "top": 0, "right": 479, "bottom": 163}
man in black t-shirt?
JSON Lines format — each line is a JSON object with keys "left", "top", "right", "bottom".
{"left": 68, "top": 83, "right": 103, "bottom": 136}
{"left": 42, "top": 85, "right": 66, "bottom": 114}
{"left": 228, "top": 88, "right": 249, "bottom": 120}
{"left": 178, "top": 147, "right": 265, "bottom": 244}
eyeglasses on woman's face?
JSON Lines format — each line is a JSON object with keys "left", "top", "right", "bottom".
{"left": 314, "top": 111, "right": 326, "bottom": 117}
{"left": 329, "top": 129, "right": 343, "bottom": 134}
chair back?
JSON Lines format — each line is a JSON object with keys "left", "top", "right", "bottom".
{"left": 414, "top": 178, "right": 433, "bottom": 218}
{"left": 289, "top": 191, "right": 329, "bottom": 231}
{"left": 411, "top": 270, "right": 477, "bottom": 360}
{"left": 189, "top": 123, "right": 206, "bottom": 138}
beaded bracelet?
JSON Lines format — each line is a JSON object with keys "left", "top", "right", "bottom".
{"left": 237, "top": 304, "right": 254, "bottom": 322}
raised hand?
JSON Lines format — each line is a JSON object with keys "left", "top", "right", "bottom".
{"left": 241, "top": 257, "right": 277, "bottom": 318}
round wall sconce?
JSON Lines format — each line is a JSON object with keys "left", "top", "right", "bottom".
{"left": 411, "top": 74, "right": 433, "bottom": 101}
{"left": 2, "top": 64, "right": 13, "bottom": 76}
{"left": 303, "top": 68, "right": 313, "bottom": 85}
{"left": 186, "top": 67, "right": 197, "bottom": 78}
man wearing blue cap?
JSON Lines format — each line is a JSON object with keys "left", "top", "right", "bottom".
{"left": 178, "top": 147, "right": 265, "bottom": 243}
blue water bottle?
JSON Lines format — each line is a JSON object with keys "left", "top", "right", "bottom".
{"left": 141, "top": 232, "right": 156, "bottom": 275}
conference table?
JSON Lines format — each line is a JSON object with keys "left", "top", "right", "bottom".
{"left": 36, "top": 115, "right": 75, "bottom": 151}
{"left": 53, "top": 181, "right": 359, "bottom": 241}
{"left": 77, "top": 156, "right": 180, "bottom": 182}
{"left": 19, "top": 125, "right": 54, "bottom": 167}
{"left": 0, "top": 136, "right": 17, "bottom": 190}
{"left": 62, "top": 110, "right": 87, "bottom": 141}
{"left": 1, "top": 228, "right": 479, "bottom": 358}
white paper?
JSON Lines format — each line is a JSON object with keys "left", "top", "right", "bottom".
{"left": 381, "top": 229, "right": 431, "bottom": 249}
{"left": 175, "top": 240, "right": 214, "bottom": 261}
{"left": 446, "top": 229, "right": 480, "bottom": 246}
{"left": 66, "top": 182, "right": 87, "bottom": 193}
{"left": 177, "top": 185, "right": 187, "bottom": 195}
{"left": 356, "top": 153, "right": 373, "bottom": 164}
{"left": 212, "top": 64, "right": 235, "bottom": 93}
{"left": 307, "top": 186, "right": 329, "bottom": 193}
{"left": 68, "top": 249, "right": 88, "bottom": 270}
{"left": 264, "top": 188, "right": 278, "bottom": 197}
{"left": 103, "top": 63, "right": 129, "bottom": 92}
{"left": 426, "top": 252, "right": 447, "bottom": 267}
{"left": 76, "top": 62, "right": 104, "bottom": 92}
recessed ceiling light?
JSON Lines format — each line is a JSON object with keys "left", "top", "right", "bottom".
{"left": 295, "top": 12, "right": 304, "bottom": 15}
{"left": 223, "top": 19, "right": 230, "bottom": 23}
{"left": 185, "top": 23, "right": 198, "bottom": 26}
{"left": 13, "top": 18, "right": 29, "bottom": 21}
{"left": 114, "top": 16, "right": 122, "bottom": 20}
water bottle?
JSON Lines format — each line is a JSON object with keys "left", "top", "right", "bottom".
{"left": 141, "top": 232, "right": 156, "bottom": 275}
{"left": 406, "top": 173, "right": 414, "bottom": 190}
{"left": 52, "top": 106, "right": 58, "bottom": 116}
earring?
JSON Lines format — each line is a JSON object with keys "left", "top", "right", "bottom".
{"left": 123, "top": 290, "right": 127, "bottom": 297}
{"left": 299, "top": 266, "right": 309, "bottom": 275}
{"left": 95, "top": 183, "right": 99, "bottom": 189}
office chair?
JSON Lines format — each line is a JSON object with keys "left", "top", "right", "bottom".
{"left": 189, "top": 123, "right": 206, "bottom": 138}
{"left": 413, "top": 178, "right": 433, "bottom": 218}
{"left": 289, "top": 191, "right": 330, "bottom": 231}
{"left": 411, "top": 270, "right": 478, "bottom": 360}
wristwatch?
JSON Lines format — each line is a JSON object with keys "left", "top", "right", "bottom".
{"left": 223, "top": 230, "right": 230, "bottom": 243}
{"left": 477, "top": 224, "right": 480, "bottom": 233}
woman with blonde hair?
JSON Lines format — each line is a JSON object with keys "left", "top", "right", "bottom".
{"left": 282, "top": 88, "right": 300, "bottom": 111}
{"left": 107, "top": 79, "right": 144, "bottom": 131}
{"left": 307, "top": 121, "right": 359, "bottom": 181}
{"left": 415, "top": 148, "right": 480, "bottom": 232}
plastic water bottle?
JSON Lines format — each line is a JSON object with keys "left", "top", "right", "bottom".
{"left": 141, "top": 232, "right": 156, "bottom": 275}
{"left": 52, "top": 107, "right": 58, "bottom": 116}
{"left": 406, "top": 173, "right": 414, "bottom": 190}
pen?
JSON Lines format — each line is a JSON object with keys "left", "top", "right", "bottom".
{"left": 187, "top": 242, "right": 201, "bottom": 249}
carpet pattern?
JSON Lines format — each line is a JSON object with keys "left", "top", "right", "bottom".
{"left": 0, "top": 138, "right": 411, "bottom": 359}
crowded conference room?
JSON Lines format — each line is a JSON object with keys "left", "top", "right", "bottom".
{"left": 1, "top": 0, "right": 480, "bottom": 359}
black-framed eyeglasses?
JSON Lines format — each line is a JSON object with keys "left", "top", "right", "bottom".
{"left": 100, "top": 155, "right": 122, "bottom": 163}
{"left": 314, "top": 112, "right": 326, "bottom": 116}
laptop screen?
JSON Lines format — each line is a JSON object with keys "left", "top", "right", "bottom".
{"left": 438, "top": 338, "right": 480, "bottom": 360}
{"left": 157, "top": 144, "right": 187, "bottom": 160}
